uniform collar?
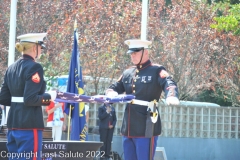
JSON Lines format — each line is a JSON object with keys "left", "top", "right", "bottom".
{"left": 22, "top": 54, "right": 35, "bottom": 61}
{"left": 136, "top": 59, "right": 151, "bottom": 70}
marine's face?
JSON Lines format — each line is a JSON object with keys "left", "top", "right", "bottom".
{"left": 31, "top": 44, "right": 42, "bottom": 60}
{"left": 36, "top": 44, "right": 42, "bottom": 58}
{"left": 130, "top": 50, "right": 142, "bottom": 64}
{"left": 130, "top": 50, "right": 148, "bottom": 65}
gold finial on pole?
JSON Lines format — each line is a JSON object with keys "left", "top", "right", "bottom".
{"left": 74, "top": 19, "right": 77, "bottom": 31}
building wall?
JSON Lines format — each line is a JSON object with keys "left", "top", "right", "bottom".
{"left": 86, "top": 103, "right": 240, "bottom": 159}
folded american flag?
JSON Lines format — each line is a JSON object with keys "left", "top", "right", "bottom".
{"left": 55, "top": 91, "right": 135, "bottom": 104}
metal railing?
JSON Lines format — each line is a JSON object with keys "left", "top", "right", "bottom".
{"left": 88, "top": 103, "right": 240, "bottom": 139}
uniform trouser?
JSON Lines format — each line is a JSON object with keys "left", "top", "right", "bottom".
{"left": 99, "top": 128, "right": 114, "bottom": 158}
{"left": 123, "top": 136, "right": 158, "bottom": 160}
{"left": 7, "top": 130, "right": 42, "bottom": 160}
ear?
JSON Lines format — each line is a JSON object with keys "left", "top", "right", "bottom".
{"left": 145, "top": 49, "right": 148, "bottom": 54}
{"left": 32, "top": 44, "right": 37, "bottom": 52}
{"left": 145, "top": 49, "right": 150, "bottom": 56}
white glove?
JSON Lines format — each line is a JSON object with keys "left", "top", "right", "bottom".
{"left": 105, "top": 89, "right": 118, "bottom": 98}
{"left": 166, "top": 97, "right": 180, "bottom": 105}
{"left": 47, "top": 91, "right": 57, "bottom": 101}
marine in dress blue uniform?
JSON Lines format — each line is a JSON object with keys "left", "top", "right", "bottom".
{"left": 0, "top": 33, "right": 53, "bottom": 160}
{"left": 106, "top": 39, "right": 180, "bottom": 160}
{"left": 98, "top": 103, "right": 117, "bottom": 160}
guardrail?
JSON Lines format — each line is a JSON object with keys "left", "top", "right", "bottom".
{"left": 87, "top": 103, "right": 240, "bottom": 139}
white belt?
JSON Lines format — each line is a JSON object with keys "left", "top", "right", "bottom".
{"left": 130, "top": 99, "right": 159, "bottom": 123}
{"left": 11, "top": 97, "right": 24, "bottom": 103}
{"left": 130, "top": 99, "right": 149, "bottom": 106}
{"left": 130, "top": 99, "right": 158, "bottom": 110}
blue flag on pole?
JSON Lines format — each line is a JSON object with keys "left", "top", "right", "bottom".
{"left": 65, "top": 29, "right": 86, "bottom": 141}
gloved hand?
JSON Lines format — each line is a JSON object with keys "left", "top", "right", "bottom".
{"left": 166, "top": 97, "right": 180, "bottom": 105}
{"left": 105, "top": 89, "right": 118, "bottom": 97}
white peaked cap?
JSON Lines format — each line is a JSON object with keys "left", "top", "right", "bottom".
{"left": 17, "top": 33, "right": 47, "bottom": 43}
{"left": 124, "top": 39, "right": 152, "bottom": 49}
{"left": 124, "top": 39, "right": 152, "bottom": 54}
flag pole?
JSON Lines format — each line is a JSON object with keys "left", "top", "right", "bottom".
{"left": 67, "top": 105, "right": 72, "bottom": 140}
{"left": 74, "top": 19, "right": 77, "bottom": 32}
{"left": 67, "top": 19, "right": 77, "bottom": 140}
{"left": 141, "top": 0, "right": 149, "bottom": 40}
{"left": 67, "top": 20, "right": 77, "bottom": 141}
{"left": 8, "top": 0, "right": 18, "bottom": 66}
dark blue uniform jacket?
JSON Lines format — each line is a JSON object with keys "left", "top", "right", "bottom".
{"left": 109, "top": 60, "right": 179, "bottom": 137}
{"left": 0, "top": 55, "right": 51, "bottom": 129}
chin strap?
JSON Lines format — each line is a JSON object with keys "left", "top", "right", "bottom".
{"left": 137, "top": 48, "right": 144, "bottom": 66}
{"left": 35, "top": 44, "right": 38, "bottom": 59}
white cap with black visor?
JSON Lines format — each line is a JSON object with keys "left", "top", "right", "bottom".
{"left": 17, "top": 33, "right": 47, "bottom": 49}
{"left": 124, "top": 39, "right": 152, "bottom": 65}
